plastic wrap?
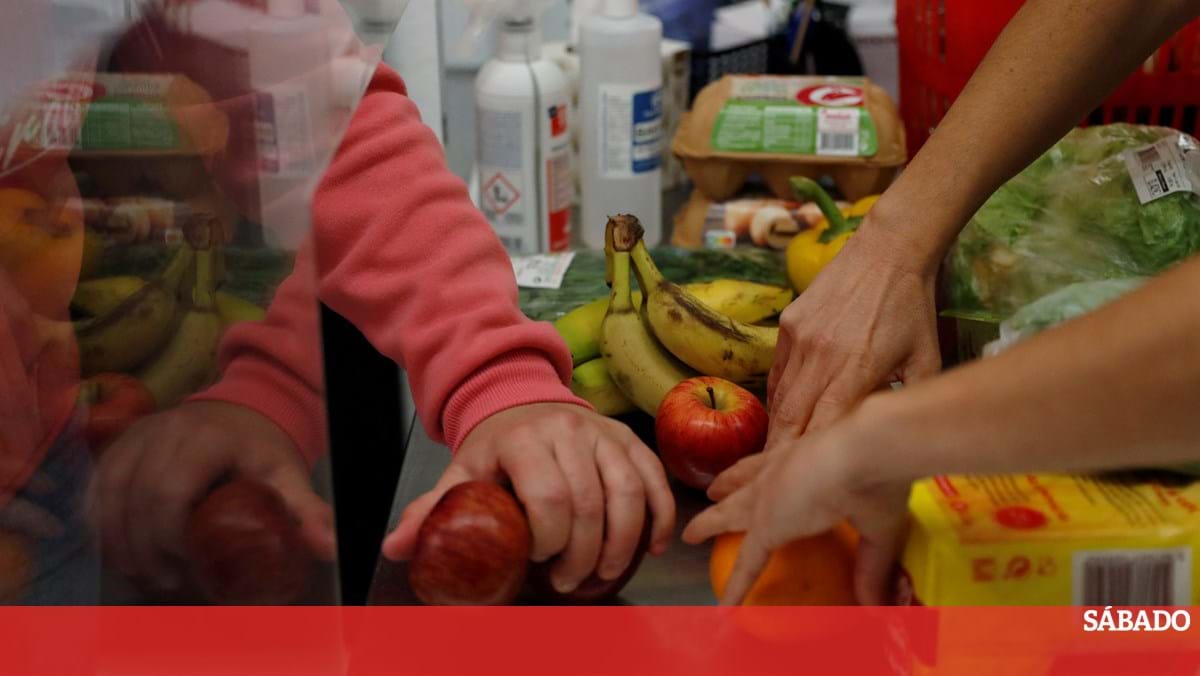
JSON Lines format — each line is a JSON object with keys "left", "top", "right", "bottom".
{"left": 947, "top": 124, "right": 1200, "bottom": 318}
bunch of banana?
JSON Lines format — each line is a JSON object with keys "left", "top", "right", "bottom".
{"left": 598, "top": 227, "right": 697, "bottom": 417}
{"left": 135, "top": 247, "right": 224, "bottom": 408}
{"left": 595, "top": 215, "right": 781, "bottom": 417}
{"left": 629, "top": 231, "right": 778, "bottom": 383}
{"left": 570, "top": 358, "right": 635, "bottom": 417}
{"left": 555, "top": 279, "right": 792, "bottom": 366}
{"left": 73, "top": 245, "right": 194, "bottom": 377}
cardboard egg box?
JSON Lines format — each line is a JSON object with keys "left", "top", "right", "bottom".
{"left": 672, "top": 75, "right": 906, "bottom": 202}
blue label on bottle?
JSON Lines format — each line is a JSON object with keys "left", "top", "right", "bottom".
{"left": 631, "top": 88, "right": 663, "bottom": 174}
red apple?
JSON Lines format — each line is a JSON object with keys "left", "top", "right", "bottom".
{"left": 81, "top": 373, "right": 156, "bottom": 454}
{"left": 525, "top": 515, "right": 651, "bottom": 604}
{"left": 409, "top": 480, "right": 531, "bottom": 606}
{"left": 185, "top": 479, "right": 314, "bottom": 605}
{"left": 655, "top": 376, "right": 769, "bottom": 491}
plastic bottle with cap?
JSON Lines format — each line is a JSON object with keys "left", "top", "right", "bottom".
{"left": 578, "top": 0, "right": 663, "bottom": 249}
{"left": 469, "top": 0, "right": 573, "bottom": 254}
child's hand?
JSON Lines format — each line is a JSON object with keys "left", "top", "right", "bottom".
{"left": 384, "top": 403, "right": 676, "bottom": 595}
{"left": 89, "top": 401, "right": 334, "bottom": 593}
{"left": 681, "top": 405, "right": 910, "bottom": 606}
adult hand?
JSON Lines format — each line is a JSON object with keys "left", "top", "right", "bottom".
{"left": 90, "top": 401, "right": 334, "bottom": 592}
{"left": 708, "top": 223, "right": 940, "bottom": 502}
{"left": 383, "top": 403, "right": 675, "bottom": 595}
{"left": 683, "top": 396, "right": 911, "bottom": 606}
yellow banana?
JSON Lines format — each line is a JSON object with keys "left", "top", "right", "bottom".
{"left": 74, "top": 247, "right": 193, "bottom": 377}
{"left": 215, "top": 292, "right": 266, "bottom": 329}
{"left": 599, "top": 240, "right": 694, "bottom": 417}
{"left": 620, "top": 218, "right": 778, "bottom": 383}
{"left": 571, "top": 358, "right": 636, "bottom": 417}
{"left": 137, "top": 248, "right": 223, "bottom": 408}
{"left": 71, "top": 276, "right": 148, "bottom": 317}
{"left": 555, "top": 279, "right": 793, "bottom": 365}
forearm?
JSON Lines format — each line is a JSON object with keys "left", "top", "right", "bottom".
{"left": 866, "top": 255, "right": 1200, "bottom": 481}
{"left": 864, "top": 0, "right": 1198, "bottom": 274}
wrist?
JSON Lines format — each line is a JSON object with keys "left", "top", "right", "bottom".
{"left": 842, "top": 391, "right": 926, "bottom": 490}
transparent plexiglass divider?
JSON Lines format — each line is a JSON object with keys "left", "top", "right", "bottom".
{"left": 0, "top": 0, "right": 382, "bottom": 620}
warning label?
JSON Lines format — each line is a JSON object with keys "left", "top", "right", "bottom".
{"left": 483, "top": 172, "right": 521, "bottom": 216}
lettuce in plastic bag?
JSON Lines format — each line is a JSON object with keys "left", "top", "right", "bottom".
{"left": 947, "top": 124, "right": 1200, "bottom": 317}
{"left": 982, "top": 277, "right": 1146, "bottom": 357}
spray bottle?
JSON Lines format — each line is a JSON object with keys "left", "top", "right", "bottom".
{"left": 578, "top": 0, "right": 663, "bottom": 249}
{"left": 465, "top": 0, "right": 572, "bottom": 254}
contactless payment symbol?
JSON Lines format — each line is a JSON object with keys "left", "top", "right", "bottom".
{"left": 483, "top": 173, "right": 520, "bottom": 215}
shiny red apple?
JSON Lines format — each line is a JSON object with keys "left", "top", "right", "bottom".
{"left": 655, "top": 376, "right": 769, "bottom": 491}
{"left": 525, "top": 515, "right": 651, "bottom": 604}
{"left": 81, "top": 373, "right": 156, "bottom": 454}
{"left": 409, "top": 480, "right": 531, "bottom": 606}
{"left": 185, "top": 479, "right": 314, "bottom": 605}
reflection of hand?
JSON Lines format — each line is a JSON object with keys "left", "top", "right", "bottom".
{"left": 384, "top": 403, "right": 676, "bottom": 595}
{"left": 683, "top": 399, "right": 910, "bottom": 606}
{"left": 90, "top": 401, "right": 334, "bottom": 592}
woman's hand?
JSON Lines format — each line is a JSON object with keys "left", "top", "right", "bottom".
{"left": 708, "top": 223, "right": 940, "bottom": 502}
{"left": 683, "top": 396, "right": 912, "bottom": 606}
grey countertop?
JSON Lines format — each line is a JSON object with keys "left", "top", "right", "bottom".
{"left": 367, "top": 419, "right": 718, "bottom": 606}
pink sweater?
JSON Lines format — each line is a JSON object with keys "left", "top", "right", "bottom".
{"left": 193, "top": 65, "right": 587, "bottom": 464}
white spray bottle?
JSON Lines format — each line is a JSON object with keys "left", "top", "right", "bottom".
{"left": 578, "top": 0, "right": 663, "bottom": 249}
{"left": 465, "top": 0, "right": 573, "bottom": 254}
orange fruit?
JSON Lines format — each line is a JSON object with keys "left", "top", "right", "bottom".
{"left": 709, "top": 524, "right": 859, "bottom": 605}
{"left": 0, "top": 187, "right": 83, "bottom": 317}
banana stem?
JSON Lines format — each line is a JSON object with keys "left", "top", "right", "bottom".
{"left": 160, "top": 245, "right": 196, "bottom": 296}
{"left": 191, "top": 249, "right": 217, "bottom": 310}
{"left": 630, "top": 241, "right": 665, "bottom": 297}
{"left": 609, "top": 251, "right": 635, "bottom": 313}
{"left": 789, "top": 177, "right": 854, "bottom": 242}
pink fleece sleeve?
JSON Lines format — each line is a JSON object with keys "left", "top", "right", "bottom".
{"left": 195, "top": 64, "right": 587, "bottom": 461}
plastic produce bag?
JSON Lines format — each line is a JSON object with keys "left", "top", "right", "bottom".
{"left": 947, "top": 124, "right": 1200, "bottom": 318}
{"left": 982, "top": 277, "right": 1146, "bottom": 357}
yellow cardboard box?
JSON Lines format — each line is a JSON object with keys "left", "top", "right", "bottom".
{"left": 898, "top": 473, "right": 1200, "bottom": 606}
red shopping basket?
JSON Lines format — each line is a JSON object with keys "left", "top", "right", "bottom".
{"left": 898, "top": 0, "right": 1200, "bottom": 158}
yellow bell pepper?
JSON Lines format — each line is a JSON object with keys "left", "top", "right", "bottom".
{"left": 785, "top": 178, "right": 879, "bottom": 293}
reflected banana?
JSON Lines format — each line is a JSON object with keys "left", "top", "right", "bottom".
{"left": 136, "top": 248, "right": 223, "bottom": 408}
{"left": 74, "top": 247, "right": 193, "bottom": 376}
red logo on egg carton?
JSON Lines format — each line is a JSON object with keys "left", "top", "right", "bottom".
{"left": 797, "top": 85, "right": 864, "bottom": 107}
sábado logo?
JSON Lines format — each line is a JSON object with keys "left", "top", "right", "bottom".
{"left": 1083, "top": 606, "right": 1192, "bottom": 632}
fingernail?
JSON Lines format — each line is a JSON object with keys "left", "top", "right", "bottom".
{"left": 598, "top": 563, "right": 623, "bottom": 581}
{"left": 552, "top": 575, "right": 578, "bottom": 594}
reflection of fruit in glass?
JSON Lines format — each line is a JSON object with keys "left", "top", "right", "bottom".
{"left": 0, "top": 188, "right": 83, "bottom": 317}
{"left": 185, "top": 479, "right": 314, "bottom": 605}
{"left": 0, "top": 530, "right": 33, "bottom": 602}
{"left": 709, "top": 525, "right": 858, "bottom": 605}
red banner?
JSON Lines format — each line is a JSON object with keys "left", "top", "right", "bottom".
{"left": 0, "top": 607, "right": 1196, "bottom": 675}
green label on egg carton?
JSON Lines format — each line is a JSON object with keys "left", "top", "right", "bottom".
{"left": 80, "top": 99, "right": 180, "bottom": 151}
{"left": 711, "top": 76, "right": 878, "bottom": 157}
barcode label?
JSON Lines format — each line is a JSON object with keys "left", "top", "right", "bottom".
{"left": 815, "top": 107, "right": 860, "bottom": 156}
{"left": 818, "top": 132, "right": 857, "bottom": 153}
{"left": 1072, "top": 547, "right": 1191, "bottom": 606}
{"left": 1137, "top": 145, "right": 1162, "bottom": 170}
{"left": 1122, "top": 135, "right": 1200, "bottom": 204}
